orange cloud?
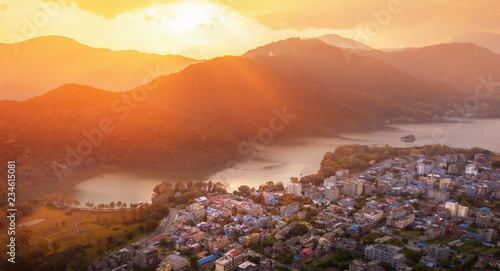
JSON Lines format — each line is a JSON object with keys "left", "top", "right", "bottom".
{"left": 227, "top": 0, "right": 500, "bottom": 32}
{"left": 222, "top": 0, "right": 500, "bottom": 48}
{"left": 46, "top": 0, "right": 177, "bottom": 18}
{"left": 0, "top": 2, "right": 10, "bottom": 10}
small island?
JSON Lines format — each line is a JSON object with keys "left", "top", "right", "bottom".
{"left": 400, "top": 134, "right": 417, "bottom": 142}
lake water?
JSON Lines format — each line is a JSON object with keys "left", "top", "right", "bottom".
{"left": 22, "top": 119, "right": 500, "bottom": 205}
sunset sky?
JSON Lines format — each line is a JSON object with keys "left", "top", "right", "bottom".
{"left": 1, "top": 0, "right": 500, "bottom": 59}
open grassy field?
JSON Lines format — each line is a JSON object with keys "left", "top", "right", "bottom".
{"left": 426, "top": 235, "right": 457, "bottom": 245}
{"left": 457, "top": 241, "right": 500, "bottom": 254}
{"left": 400, "top": 230, "right": 422, "bottom": 239}
{"left": 1, "top": 206, "right": 146, "bottom": 258}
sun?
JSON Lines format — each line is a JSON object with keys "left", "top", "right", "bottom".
{"left": 146, "top": 1, "right": 222, "bottom": 36}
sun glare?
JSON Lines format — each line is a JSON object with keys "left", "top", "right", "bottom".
{"left": 146, "top": 1, "right": 221, "bottom": 36}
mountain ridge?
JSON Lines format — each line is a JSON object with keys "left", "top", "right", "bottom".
{"left": 0, "top": 56, "right": 385, "bottom": 185}
{"left": 357, "top": 42, "right": 500, "bottom": 101}
{"left": 0, "top": 35, "right": 199, "bottom": 101}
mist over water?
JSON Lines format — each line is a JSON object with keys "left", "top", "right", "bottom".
{"left": 35, "top": 119, "right": 500, "bottom": 204}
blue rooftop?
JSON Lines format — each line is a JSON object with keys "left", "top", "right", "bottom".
{"left": 466, "top": 232, "right": 481, "bottom": 239}
{"left": 481, "top": 207, "right": 490, "bottom": 211}
{"left": 198, "top": 255, "right": 217, "bottom": 265}
{"left": 448, "top": 200, "right": 456, "bottom": 203}
{"left": 417, "top": 243, "right": 427, "bottom": 247}
{"left": 294, "top": 256, "right": 301, "bottom": 260}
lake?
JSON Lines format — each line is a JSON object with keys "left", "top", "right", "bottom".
{"left": 21, "top": 119, "right": 500, "bottom": 205}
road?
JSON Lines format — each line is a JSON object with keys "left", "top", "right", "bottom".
{"left": 141, "top": 207, "right": 178, "bottom": 247}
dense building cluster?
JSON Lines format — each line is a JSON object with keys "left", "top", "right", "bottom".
{"left": 91, "top": 147, "right": 500, "bottom": 270}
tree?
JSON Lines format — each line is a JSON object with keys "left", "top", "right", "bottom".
{"left": 126, "top": 231, "right": 134, "bottom": 240}
{"left": 51, "top": 241, "right": 61, "bottom": 255}
{"left": 161, "top": 239, "right": 176, "bottom": 250}
{"left": 401, "top": 248, "right": 422, "bottom": 263}
{"left": 107, "top": 235, "right": 114, "bottom": 245}
{"left": 238, "top": 185, "right": 251, "bottom": 196}
{"left": 289, "top": 223, "right": 308, "bottom": 237}
{"left": 144, "top": 219, "right": 159, "bottom": 232}
{"left": 249, "top": 256, "right": 261, "bottom": 264}
{"left": 181, "top": 248, "right": 194, "bottom": 257}
{"left": 109, "top": 201, "right": 116, "bottom": 209}
{"left": 230, "top": 229, "right": 242, "bottom": 242}
{"left": 189, "top": 255, "right": 200, "bottom": 269}
{"left": 439, "top": 258, "right": 451, "bottom": 267}
{"left": 186, "top": 219, "right": 196, "bottom": 226}
{"left": 254, "top": 194, "right": 265, "bottom": 204}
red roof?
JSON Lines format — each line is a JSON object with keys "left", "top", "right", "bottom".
{"left": 484, "top": 257, "right": 499, "bottom": 264}
{"left": 91, "top": 257, "right": 102, "bottom": 264}
{"left": 303, "top": 248, "right": 313, "bottom": 256}
{"left": 150, "top": 233, "right": 167, "bottom": 243}
{"left": 229, "top": 249, "right": 241, "bottom": 256}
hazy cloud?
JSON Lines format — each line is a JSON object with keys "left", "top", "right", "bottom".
{"left": 0, "top": 2, "right": 10, "bottom": 10}
{"left": 45, "top": 0, "right": 178, "bottom": 19}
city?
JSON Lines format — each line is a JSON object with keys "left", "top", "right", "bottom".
{"left": 91, "top": 145, "right": 500, "bottom": 271}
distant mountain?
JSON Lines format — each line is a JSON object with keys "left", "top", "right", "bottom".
{"left": 4, "top": 39, "right": 497, "bottom": 187}
{"left": 449, "top": 32, "right": 500, "bottom": 54}
{"left": 0, "top": 57, "right": 384, "bottom": 185}
{"left": 0, "top": 36, "right": 199, "bottom": 100}
{"left": 316, "top": 34, "right": 373, "bottom": 50}
{"left": 358, "top": 42, "right": 500, "bottom": 101}
{"left": 244, "top": 38, "right": 464, "bottom": 117}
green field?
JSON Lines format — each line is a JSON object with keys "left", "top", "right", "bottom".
{"left": 1, "top": 206, "right": 146, "bottom": 258}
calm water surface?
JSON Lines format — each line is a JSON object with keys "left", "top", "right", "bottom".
{"left": 22, "top": 119, "right": 500, "bottom": 204}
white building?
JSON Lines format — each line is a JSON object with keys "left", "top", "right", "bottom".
{"left": 364, "top": 210, "right": 384, "bottom": 222}
{"left": 287, "top": 183, "right": 302, "bottom": 196}
{"left": 417, "top": 163, "right": 431, "bottom": 175}
{"left": 444, "top": 201, "right": 458, "bottom": 216}
{"left": 325, "top": 186, "right": 340, "bottom": 201}
{"left": 424, "top": 244, "right": 449, "bottom": 261}
{"left": 457, "top": 205, "right": 469, "bottom": 218}
{"left": 477, "top": 208, "right": 492, "bottom": 228}
{"left": 324, "top": 176, "right": 336, "bottom": 187}
{"left": 439, "top": 178, "right": 452, "bottom": 190}
{"left": 347, "top": 180, "right": 364, "bottom": 197}
{"left": 465, "top": 164, "right": 478, "bottom": 176}
{"left": 481, "top": 229, "right": 498, "bottom": 243}
{"left": 365, "top": 244, "right": 405, "bottom": 269}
